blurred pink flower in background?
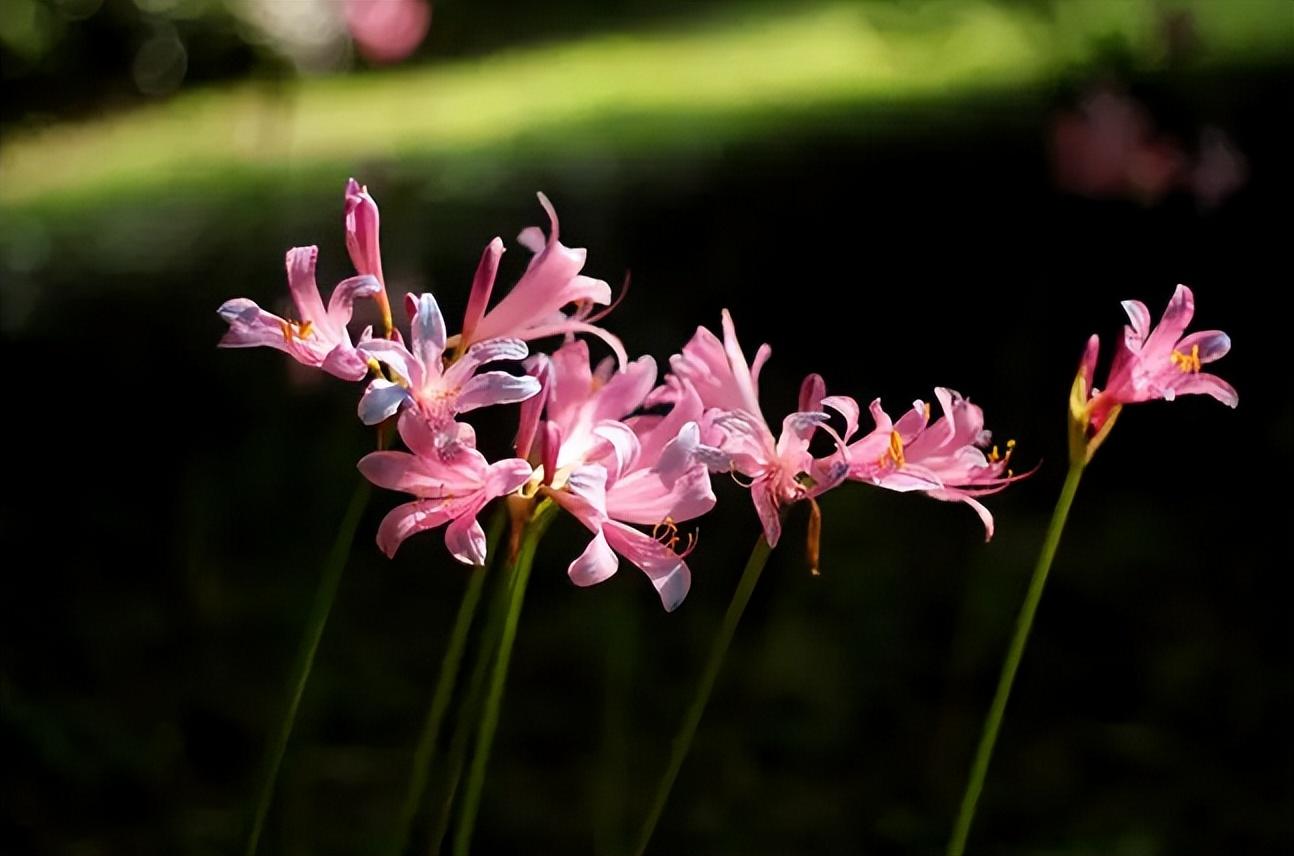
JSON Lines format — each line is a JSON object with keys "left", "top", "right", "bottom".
{"left": 1050, "top": 87, "right": 1246, "bottom": 208}
{"left": 345, "top": 0, "right": 432, "bottom": 65}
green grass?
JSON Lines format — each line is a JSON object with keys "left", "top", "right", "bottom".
{"left": 2, "top": 0, "right": 1291, "bottom": 214}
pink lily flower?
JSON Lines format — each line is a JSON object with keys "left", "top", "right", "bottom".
{"left": 218, "top": 246, "right": 380, "bottom": 381}
{"left": 344, "top": 178, "right": 393, "bottom": 334}
{"left": 345, "top": 0, "right": 431, "bottom": 66}
{"left": 534, "top": 340, "right": 719, "bottom": 610}
{"left": 1072, "top": 284, "right": 1236, "bottom": 459}
{"left": 650, "top": 311, "right": 852, "bottom": 551}
{"left": 846, "top": 389, "right": 1024, "bottom": 540}
{"left": 453, "top": 194, "right": 627, "bottom": 367}
{"left": 357, "top": 292, "right": 541, "bottom": 429}
{"left": 358, "top": 410, "right": 533, "bottom": 564}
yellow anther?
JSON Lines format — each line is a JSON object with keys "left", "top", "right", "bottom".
{"left": 987, "top": 445, "right": 1001, "bottom": 463}
{"left": 878, "top": 430, "right": 906, "bottom": 468}
{"left": 652, "top": 516, "right": 697, "bottom": 557}
{"left": 1170, "top": 343, "right": 1201, "bottom": 374}
{"left": 923, "top": 402, "right": 932, "bottom": 422}
{"left": 278, "top": 318, "right": 314, "bottom": 343}
{"left": 1006, "top": 438, "right": 1016, "bottom": 449}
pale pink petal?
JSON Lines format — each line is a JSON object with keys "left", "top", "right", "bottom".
{"left": 1078, "top": 333, "right": 1100, "bottom": 393}
{"left": 1121, "top": 300, "right": 1151, "bottom": 349}
{"left": 590, "top": 421, "right": 641, "bottom": 483}
{"left": 455, "top": 371, "right": 542, "bottom": 414}
{"left": 568, "top": 528, "right": 619, "bottom": 587}
{"left": 285, "top": 246, "right": 330, "bottom": 329}
{"left": 442, "top": 338, "right": 529, "bottom": 388}
{"left": 602, "top": 521, "right": 691, "bottom": 612}
{"left": 358, "top": 378, "right": 411, "bottom": 424}
{"left": 375, "top": 500, "right": 455, "bottom": 558}
{"left": 358, "top": 338, "right": 422, "bottom": 388}
{"left": 548, "top": 464, "right": 609, "bottom": 529}
{"left": 445, "top": 510, "right": 489, "bottom": 566}
{"left": 1170, "top": 372, "right": 1238, "bottom": 408}
{"left": 548, "top": 340, "right": 594, "bottom": 431}
{"left": 1143, "top": 284, "right": 1195, "bottom": 356}
{"left": 821, "top": 395, "right": 861, "bottom": 444}
{"left": 592, "top": 355, "right": 657, "bottom": 423}
{"left": 719, "top": 309, "right": 764, "bottom": 418}
{"left": 484, "top": 459, "right": 533, "bottom": 497}
{"left": 406, "top": 293, "right": 447, "bottom": 374}
{"left": 325, "top": 274, "right": 381, "bottom": 331}
{"left": 358, "top": 451, "right": 454, "bottom": 496}
{"left": 1175, "top": 330, "right": 1231, "bottom": 364}
{"left": 217, "top": 299, "right": 292, "bottom": 351}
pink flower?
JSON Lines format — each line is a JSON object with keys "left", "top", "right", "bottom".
{"left": 535, "top": 340, "right": 719, "bottom": 610}
{"left": 345, "top": 0, "right": 431, "bottom": 66}
{"left": 218, "top": 246, "right": 380, "bottom": 381}
{"left": 357, "top": 292, "right": 541, "bottom": 429}
{"left": 1073, "top": 284, "right": 1236, "bottom": 460}
{"left": 846, "top": 389, "right": 1023, "bottom": 540}
{"left": 358, "top": 410, "right": 532, "bottom": 564}
{"left": 454, "top": 194, "right": 627, "bottom": 367}
{"left": 344, "top": 178, "right": 393, "bottom": 333}
{"left": 651, "top": 311, "right": 852, "bottom": 550}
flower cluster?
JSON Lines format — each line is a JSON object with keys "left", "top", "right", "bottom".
{"left": 220, "top": 181, "right": 1028, "bottom": 610}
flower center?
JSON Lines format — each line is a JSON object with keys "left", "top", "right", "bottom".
{"left": 652, "top": 516, "right": 698, "bottom": 557}
{"left": 1170, "top": 343, "right": 1201, "bottom": 374}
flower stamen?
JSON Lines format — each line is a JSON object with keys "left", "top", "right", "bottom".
{"left": 1170, "top": 343, "right": 1201, "bottom": 374}
{"left": 278, "top": 318, "right": 314, "bottom": 343}
{"left": 879, "top": 430, "right": 906, "bottom": 468}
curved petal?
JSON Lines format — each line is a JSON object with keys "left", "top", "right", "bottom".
{"left": 327, "top": 274, "right": 381, "bottom": 329}
{"left": 1143, "top": 284, "right": 1195, "bottom": 356}
{"left": 1171, "top": 372, "right": 1238, "bottom": 408}
{"left": 1120, "top": 299, "right": 1151, "bottom": 348}
{"left": 1175, "top": 330, "right": 1231, "bottom": 364}
{"left": 358, "top": 338, "right": 421, "bottom": 388}
{"left": 568, "top": 528, "right": 619, "bottom": 587}
{"left": 484, "top": 458, "right": 534, "bottom": 498}
{"left": 592, "top": 356, "right": 657, "bottom": 424}
{"left": 358, "top": 378, "right": 410, "bottom": 425}
{"left": 455, "top": 371, "right": 542, "bottom": 414}
{"left": 603, "top": 521, "right": 691, "bottom": 612}
{"left": 406, "top": 293, "right": 447, "bottom": 375}
{"left": 375, "top": 500, "right": 455, "bottom": 558}
{"left": 445, "top": 510, "right": 488, "bottom": 566}
{"left": 442, "top": 337, "right": 529, "bottom": 387}
{"left": 321, "top": 344, "right": 370, "bottom": 381}
{"left": 285, "top": 246, "right": 329, "bottom": 327}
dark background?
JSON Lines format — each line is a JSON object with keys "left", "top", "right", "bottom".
{"left": 2, "top": 1, "right": 1292, "bottom": 853}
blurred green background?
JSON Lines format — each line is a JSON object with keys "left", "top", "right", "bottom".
{"left": 2, "top": 1, "right": 1292, "bottom": 853}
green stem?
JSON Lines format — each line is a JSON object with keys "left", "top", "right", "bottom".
{"left": 451, "top": 501, "right": 558, "bottom": 856}
{"left": 245, "top": 480, "right": 370, "bottom": 856}
{"left": 388, "top": 509, "right": 507, "bottom": 856}
{"left": 632, "top": 534, "right": 774, "bottom": 856}
{"left": 946, "top": 462, "right": 1086, "bottom": 856}
{"left": 426, "top": 543, "right": 519, "bottom": 855}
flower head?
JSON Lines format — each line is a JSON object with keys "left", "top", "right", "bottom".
{"left": 357, "top": 292, "right": 541, "bottom": 432}
{"left": 846, "top": 389, "right": 1025, "bottom": 540}
{"left": 454, "top": 194, "right": 627, "bottom": 366}
{"left": 652, "top": 311, "right": 852, "bottom": 555}
{"left": 532, "top": 340, "right": 720, "bottom": 610}
{"left": 1072, "top": 284, "right": 1236, "bottom": 462}
{"left": 218, "top": 246, "right": 380, "bottom": 381}
{"left": 358, "top": 410, "right": 532, "bottom": 564}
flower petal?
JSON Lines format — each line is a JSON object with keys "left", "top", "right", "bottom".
{"left": 568, "top": 528, "right": 619, "bottom": 587}
{"left": 326, "top": 274, "right": 381, "bottom": 330}
{"left": 375, "top": 500, "right": 455, "bottom": 558}
{"left": 406, "top": 292, "right": 447, "bottom": 374}
{"left": 460, "top": 237, "right": 504, "bottom": 345}
{"left": 455, "top": 371, "right": 542, "bottom": 413}
{"left": 751, "top": 477, "right": 782, "bottom": 547}
{"left": 445, "top": 510, "right": 488, "bottom": 566}
{"left": 1175, "top": 330, "right": 1231, "bottom": 364}
{"left": 603, "top": 521, "right": 691, "bottom": 611}
{"left": 358, "top": 378, "right": 410, "bottom": 425}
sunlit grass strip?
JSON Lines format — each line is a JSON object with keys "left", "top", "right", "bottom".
{"left": 3, "top": 0, "right": 1291, "bottom": 209}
